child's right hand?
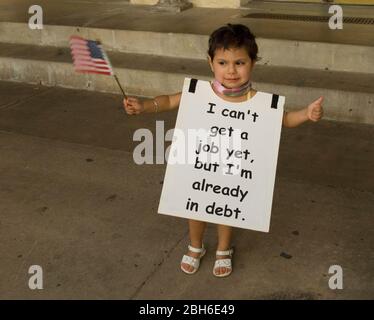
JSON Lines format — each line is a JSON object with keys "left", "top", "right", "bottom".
{"left": 123, "top": 97, "right": 144, "bottom": 115}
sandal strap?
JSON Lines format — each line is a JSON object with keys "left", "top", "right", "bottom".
{"left": 214, "top": 258, "right": 232, "bottom": 269}
{"left": 181, "top": 255, "right": 200, "bottom": 268}
{"left": 216, "top": 248, "right": 233, "bottom": 256}
{"left": 188, "top": 244, "right": 204, "bottom": 253}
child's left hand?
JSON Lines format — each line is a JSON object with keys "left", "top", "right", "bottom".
{"left": 307, "top": 96, "right": 324, "bottom": 122}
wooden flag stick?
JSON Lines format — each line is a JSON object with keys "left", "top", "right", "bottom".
{"left": 114, "top": 74, "right": 127, "bottom": 99}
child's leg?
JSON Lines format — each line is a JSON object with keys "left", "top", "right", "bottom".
{"left": 215, "top": 224, "right": 233, "bottom": 276}
{"left": 217, "top": 224, "right": 233, "bottom": 251}
{"left": 189, "top": 219, "right": 207, "bottom": 248}
{"left": 181, "top": 219, "right": 206, "bottom": 273}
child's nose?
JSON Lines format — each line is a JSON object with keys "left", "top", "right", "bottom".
{"left": 228, "top": 64, "right": 236, "bottom": 74}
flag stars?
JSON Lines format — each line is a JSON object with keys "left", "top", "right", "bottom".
{"left": 87, "top": 40, "right": 104, "bottom": 59}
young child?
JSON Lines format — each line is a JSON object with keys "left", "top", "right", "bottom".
{"left": 123, "top": 24, "right": 323, "bottom": 278}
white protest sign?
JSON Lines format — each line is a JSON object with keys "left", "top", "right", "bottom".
{"left": 158, "top": 78, "right": 284, "bottom": 232}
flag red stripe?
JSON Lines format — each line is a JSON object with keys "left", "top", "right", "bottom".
{"left": 74, "top": 62, "right": 111, "bottom": 71}
{"left": 73, "top": 57, "right": 109, "bottom": 65}
{"left": 75, "top": 68, "right": 113, "bottom": 76}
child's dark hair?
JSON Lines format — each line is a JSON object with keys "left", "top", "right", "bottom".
{"left": 208, "top": 24, "right": 259, "bottom": 62}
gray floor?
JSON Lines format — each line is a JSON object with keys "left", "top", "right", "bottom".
{"left": 0, "top": 80, "right": 373, "bottom": 299}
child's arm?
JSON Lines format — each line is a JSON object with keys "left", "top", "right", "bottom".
{"left": 123, "top": 93, "right": 182, "bottom": 115}
{"left": 283, "top": 96, "right": 324, "bottom": 128}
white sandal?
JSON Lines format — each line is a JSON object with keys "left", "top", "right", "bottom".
{"left": 180, "top": 244, "right": 206, "bottom": 275}
{"left": 213, "top": 248, "right": 234, "bottom": 278}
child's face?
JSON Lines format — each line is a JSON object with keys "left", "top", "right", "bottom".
{"left": 208, "top": 47, "right": 255, "bottom": 89}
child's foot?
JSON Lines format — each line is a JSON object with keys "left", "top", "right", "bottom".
{"left": 213, "top": 248, "right": 234, "bottom": 278}
{"left": 180, "top": 244, "right": 206, "bottom": 274}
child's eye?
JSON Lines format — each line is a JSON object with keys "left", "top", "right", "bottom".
{"left": 236, "top": 61, "right": 245, "bottom": 65}
{"left": 218, "top": 61, "right": 226, "bottom": 65}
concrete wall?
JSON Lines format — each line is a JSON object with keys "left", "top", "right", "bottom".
{"left": 130, "top": 0, "right": 158, "bottom": 4}
{"left": 130, "top": 0, "right": 249, "bottom": 8}
{"left": 258, "top": 0, "right": 374, "bottom": 4}
{"left": 130, "top": 0, "right": 374, "bottom": 8}
{"left": 190, "top": 0, "right": 248, "bottom": 8}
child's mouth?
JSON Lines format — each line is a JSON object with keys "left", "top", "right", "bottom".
{"left": 225, "top": 78, "right": 239, "bottom": 82}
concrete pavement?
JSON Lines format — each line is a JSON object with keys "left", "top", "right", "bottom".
{"left": 0, "top": 80, "right": 373, "bottom": 299}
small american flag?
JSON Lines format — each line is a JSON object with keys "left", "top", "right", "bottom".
{"left": 69, "top": 36, "right": 114, "bottom": 76}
